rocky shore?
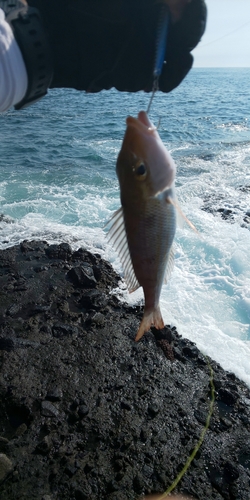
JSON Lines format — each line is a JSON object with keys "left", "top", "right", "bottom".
{"left": 0, "top": 241, "right": 250, "bottom": 500}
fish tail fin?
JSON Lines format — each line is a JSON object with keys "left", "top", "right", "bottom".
{"left": 135, "top": 305, "right": 164, "bottom": 342}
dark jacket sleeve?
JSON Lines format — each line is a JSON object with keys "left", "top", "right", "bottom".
{"left": 27, "top": 0, "right": 207, "bottom": 93}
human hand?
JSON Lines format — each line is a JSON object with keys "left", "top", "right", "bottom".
{"left": 27, "top": 0, "right": 207, "bottom": 95}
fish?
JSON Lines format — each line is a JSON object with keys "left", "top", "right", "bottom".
{"left": 108, "top": 110, "right": 176, "bottom": 341}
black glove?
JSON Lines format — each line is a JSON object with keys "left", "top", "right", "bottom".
{"left": 0, "top": 0, "right": 53, "bottom": 109}
{"left": 27, "top": 0, "right": 207, "bottom": 94}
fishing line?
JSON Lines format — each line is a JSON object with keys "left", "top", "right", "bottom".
{"left": 200, "top": 19, "right": 250, "bottom": 48}
{"left": 155, "top": 356, "right": 215, "bottom": 499}
{"left": 147, "top": 4, "right": 169, "bottom": 115}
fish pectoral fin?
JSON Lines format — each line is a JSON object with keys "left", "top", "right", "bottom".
{"left": 135, "top": 306, "right": 164, "bottom": 342}
{"left": 106, "top": 206, "right": 140, "bottom": 293}
{"left": 154, "top": 187, "right": 172, "bottom": 202}
{"left": 166, "top": 196, "right": 199, "bottom": 234}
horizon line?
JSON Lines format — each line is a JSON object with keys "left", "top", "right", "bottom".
{"left": 192, "top": 66, "right": 250, "bottom": 69}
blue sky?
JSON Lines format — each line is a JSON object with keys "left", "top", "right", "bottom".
{"left": 192, "top": 0, "right": 250, "bottom": 67}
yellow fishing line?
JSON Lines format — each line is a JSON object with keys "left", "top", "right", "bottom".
{"left": 155, "top": 357, "right": 215, "bottom": 500}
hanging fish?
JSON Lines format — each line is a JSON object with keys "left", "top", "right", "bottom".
{"left": 108, "top": 111, "right": 176, "bottom": 341}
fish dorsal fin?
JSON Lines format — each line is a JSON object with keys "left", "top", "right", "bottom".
{"left": 107, "top": 207, "right": 140, "bottom": 293}
{"left": 164, "top": 244, "right": 175, "bottom": 284}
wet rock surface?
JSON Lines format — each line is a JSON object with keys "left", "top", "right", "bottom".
{"left": 201, "top": 185, "right": 250, "bottom": 229}
{"left": 0, "top": 241, "right": 250, "bottom": 499}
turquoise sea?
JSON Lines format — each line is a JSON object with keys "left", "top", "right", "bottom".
{"left": 0, "top": 68, "right": 250, "bottom": 385}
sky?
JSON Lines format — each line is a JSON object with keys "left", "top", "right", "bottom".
{"left": 192, "top": 0, "right": 250, "bottom": 67}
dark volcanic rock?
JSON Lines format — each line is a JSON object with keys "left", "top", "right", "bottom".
{"left": 0, "top": 241, "right": 249, "bottom": 499}
{"left": 201, "top": 186, "right": 250, "bottom": 230}
{"left": 67, "top": 264, "right": 97, "bottom": 288}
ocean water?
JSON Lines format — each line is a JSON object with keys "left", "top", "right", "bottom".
{"left": 0, "top": 68, "right": 250, "bottom": 385}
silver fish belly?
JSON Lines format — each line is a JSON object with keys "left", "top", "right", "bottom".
{"left": 108, "top": 186, "right": 176, "bottom": 341}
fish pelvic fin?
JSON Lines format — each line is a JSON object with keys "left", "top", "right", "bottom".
{"left": 135, "top": 305, "right": 164, "bottom": 342}
{"left": 163, "top": 244, "right": 175, "bottom": 284}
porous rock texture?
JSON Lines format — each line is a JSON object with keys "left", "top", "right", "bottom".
{"left": 0, "top": 241, "right": 249, "bottom": 500}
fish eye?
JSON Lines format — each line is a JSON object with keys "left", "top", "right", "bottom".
{"left": 133, "top": 162, "right": 147, "bottom": 180}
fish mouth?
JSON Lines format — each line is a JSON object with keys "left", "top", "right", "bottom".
{"left": 126, "top": 111, "right": 156, "bottom": 134}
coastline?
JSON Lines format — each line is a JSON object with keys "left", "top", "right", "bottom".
{"left": 0, "top": 240, "right": 250, "bottom": 499}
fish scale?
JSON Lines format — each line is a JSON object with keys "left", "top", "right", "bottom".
{"left": 124, "top": 194, "right": 175, "bottom": 295}
{"left": 108, "top": 110, "right": 177, "bottom": 341}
